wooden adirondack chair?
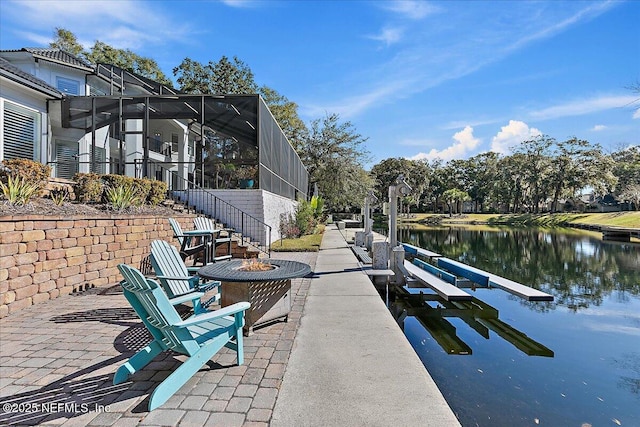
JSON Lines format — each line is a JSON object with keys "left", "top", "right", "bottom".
{"left": 168, "top": 218, "right": 211, "bottom": 265}
{"left": 150, "top": 239, "right": 221, "bottom": 314}
{"left": 193, "top": 216, "right": 233, "bottom": 262}
{"left": 115, "top": 263, "right": 249, "bottom": 411}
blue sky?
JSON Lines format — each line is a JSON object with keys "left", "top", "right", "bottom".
{"left": 1, "top": 0, "right": 638, "bottom": 168}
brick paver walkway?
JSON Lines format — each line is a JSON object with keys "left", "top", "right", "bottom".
{"left": 0, "top": 251, "right": 317, "bottom": 427}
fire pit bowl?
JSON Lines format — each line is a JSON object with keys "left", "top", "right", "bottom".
{"left": 198, "top": 259, "right": 311, "bottom": 335}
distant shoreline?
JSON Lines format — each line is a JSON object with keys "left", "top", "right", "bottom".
{"left": 396, "top": 211, "right": 640, "bottom": 229}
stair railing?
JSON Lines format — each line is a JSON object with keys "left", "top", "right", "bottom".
{"left": 150, "top": 163, "right": 271, "bottom": 257}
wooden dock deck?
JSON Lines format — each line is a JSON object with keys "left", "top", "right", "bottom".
{"left": 601, "top": 227, "right": 640, "bottom": 242}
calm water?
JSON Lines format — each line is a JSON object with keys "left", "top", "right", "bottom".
{"left": 393, "top": 226, "right": 640, "bottom": 427}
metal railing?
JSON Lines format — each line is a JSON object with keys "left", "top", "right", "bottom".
{"left": 157, "top": 165, "right": 271, "bottom": 257}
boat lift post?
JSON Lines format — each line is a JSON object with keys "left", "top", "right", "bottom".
{"left": 389, "top": 175, "right": 412, "bottom": 284}
{"left": 364, "top": 190, "right": 377, "bottom": 251}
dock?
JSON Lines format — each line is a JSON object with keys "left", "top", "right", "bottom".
{"left": 601, "top": 226, "right": 640, "bottom": 242}
{"left": 437, "top": 257, "right": 554, "bottom": 301}
{"left": 403, "top": 259, "right": 473, "bottom": 301}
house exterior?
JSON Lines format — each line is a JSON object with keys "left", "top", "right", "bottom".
{"left": 0, "top": 48, "right": 308, "bottom": 246}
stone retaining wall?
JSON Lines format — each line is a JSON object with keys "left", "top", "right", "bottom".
{"left": 0, "top": 214, "right": 251, "bottom": 318}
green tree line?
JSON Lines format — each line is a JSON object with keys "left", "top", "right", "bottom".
{"left": 371, "top": 140, "right": 640, "bottom": 213}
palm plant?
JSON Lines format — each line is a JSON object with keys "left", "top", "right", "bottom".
{"left": 0, "top": 175, "right": 40, "bottom": 206}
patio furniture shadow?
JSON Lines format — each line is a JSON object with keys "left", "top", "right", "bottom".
{"left": 0, "top": 310, "right": 226, "bottom": 425}
{"left": 307, "top": 267, "right": 363, "bottom": 278}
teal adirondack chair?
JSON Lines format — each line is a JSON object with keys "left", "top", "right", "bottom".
{"left": 168, "top": 218, "right": 210, "bottom": 265}
{"left": 150, "top": 240, "right": 221, "bottom": 314}
{"left": 193, "top": 217, "right": 233, "bottom": 262}
{"left": 115, "top": 263, "right": 249, "bottom": 411}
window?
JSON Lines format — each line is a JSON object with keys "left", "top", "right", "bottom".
{"left": 90, "top": 145, "right": 106, "bottom": 174}
{"left": 2, "top": 101, "right": 39, "bottom": 160}
{"left": 56, "top": 77, "right": 80, "bottom": 95}
{"left": 171, "top": 133, "right": 179, "bottom": 154}
{"left": 54, "top": 140, "right": 79, "bottom": 179}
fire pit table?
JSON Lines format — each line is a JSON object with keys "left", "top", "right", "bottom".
{"left": 198, "top": 259, "right": 311, "bottom": 335}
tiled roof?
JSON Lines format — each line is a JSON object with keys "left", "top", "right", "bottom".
{"left": 1, "top": 48, "right": 94, "bottom": 70}
{"left": 0, "top": 57, "right": 63, "bottom": 98}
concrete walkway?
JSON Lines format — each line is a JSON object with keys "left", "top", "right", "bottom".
{"left": 0, "top": 225, "right": 459, "bottom": 426}
{"left": 272, "top": 225, "right": 460, "bottom": 427}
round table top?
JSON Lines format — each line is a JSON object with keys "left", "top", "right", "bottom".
{"left": 198, "top": 259, "right": 312, "bottom": 282}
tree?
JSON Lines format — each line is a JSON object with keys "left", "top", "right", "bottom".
{"left": 50, "top": 28, "right": 84, "bottom": 58}
{"left": 494, "top": 154, "right": 527, "bottom": 213}
{"left": 465, "top": 152, "right": 500, "bottom": 213}
{"left": 174, "top": 56, "right": 258, "bottom": 95}
{"left": 611, "top": 146, "right": 640, "bottom": 194}
{"left": 299, "top": 113, "right": 372, "bottom": 211}
{"left": 547, "top": 138, "right": 605, "bottom": 212}
{"left": 50, "top": 28, "right": 171, "bottom": 85}
{"left": 515, "top": 136, "right": 554, "bottom": 213}
{"left": 370, "top": 158, "right": 430, "bottom": 212}
{"left": 619, "top": 183, "right": 640, "bottom": 210}
{"left": 442, "top": 188, "right": 470, "bottom": 216}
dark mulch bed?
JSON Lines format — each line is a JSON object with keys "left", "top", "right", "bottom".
{"left": 0, "top": 198, "right": 179, "bottom": 217}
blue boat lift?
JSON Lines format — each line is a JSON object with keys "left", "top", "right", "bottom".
{"left": 401, "top": 243, "right": 554, "bottom": 302}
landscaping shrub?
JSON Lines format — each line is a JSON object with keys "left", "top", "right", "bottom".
{"left": 147, "top": 179, "right": 168, "bottom": 205}
{"left": 0, "top": 159, "right": 50, "bottom": 195}
{"left": 131, "top": 178, "right": 152, "bottom": 205}
{"left": 73, "top": 173, "right": 103, "bottom": 203}
{"left": 0, "top": 175, "right": 41, "bottom": 205}
{"left": 49, "top": 185, "right": 70, "bottom": 206}
{"left": 102, "top": 174, "right": 134, "bottom": 191}
{"left": 294, "top": 198, "right": 318, "bottom": 236}
{"left": 105, "top": 185, "right": 141, "bottom": 211}
{"left": 279, "top": 212, "right": 301, "bottom": 239}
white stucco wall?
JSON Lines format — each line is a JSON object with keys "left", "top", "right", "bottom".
{"left": 176, "top": 189, "right": 298, "bottom": 247}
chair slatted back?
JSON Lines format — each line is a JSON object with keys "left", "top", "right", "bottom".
{"left": 118, "top": 264, "right": 199, "bottom": 355}
{"left": 193, "top": 216, "right": 215, "bottom": 231}
{"left": 168, "top": 218, "right": 184, "bottom": 247}
{"left": 150, "top": 240, "right": 192, "bottom": 298}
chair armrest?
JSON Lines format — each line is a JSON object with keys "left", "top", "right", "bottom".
{"left": 175, "top": 302, "right": 251, "bottom": 327}
{"left": 168, "top": 292, "right": 205, "bottom": 305}
{"left": 182, "top": 230, "right": 215, "bottom": 236}
{"left": 195, "top": 280, "right": 221, "bottom": 292}
{"left": 157, "top": 274, "right": 196, "bottom": 281}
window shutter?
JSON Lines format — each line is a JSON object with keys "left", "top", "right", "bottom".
{"left": 3, "top": 102, "right": 37, "bottom": 160}
{"left": 90, "top": 146, "right": 106, "bottom": 174}
{"left": 55, "top": 141, "right": 79, "bottom": 179}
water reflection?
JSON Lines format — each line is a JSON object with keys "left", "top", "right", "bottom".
{"left": 391, "top": 291, "right": 554, "bottom": 357}
{"left": 399, "top": 226, "right": 640, "bottom": 311}
{"left": 388, "top": 226, "right": 640, "bottom": 426}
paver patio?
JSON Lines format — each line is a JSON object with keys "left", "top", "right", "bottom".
{"left": 0, "top": 251, "right": 317, "bottom": 427}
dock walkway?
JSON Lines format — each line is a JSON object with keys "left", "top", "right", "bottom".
{"left": 271, "top": 225, "right": 460, "bottom": 426}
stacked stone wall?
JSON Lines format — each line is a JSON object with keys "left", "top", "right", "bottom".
{"left": 0, "top": 214, "right": 251, "bottom": 318}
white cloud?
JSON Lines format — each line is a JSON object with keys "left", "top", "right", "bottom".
{"left": 491, "top": 120, "right": 542, "bottom": 155}
{"left": 367, "top": 27, "right": 404, "bottom": 46}
{"left": 529, "top": 95, "right": 639, "bottom": 120}
{"left": 633, "top": 108, "right": 640, "bottom": 119}
{"left": 220, "top": 0, "right": 261, "bottom": 8}
{"left": 591, "top": 124, "right": 607, "bottom": 131}
{"left": 6, "top": 0, "right": 190, "bottom": 50}
{"left": 409, "top": 126, "right": 481, "bottom": 161}
{"left": 382, "top": 1, "right": 441, "bottom": 20}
